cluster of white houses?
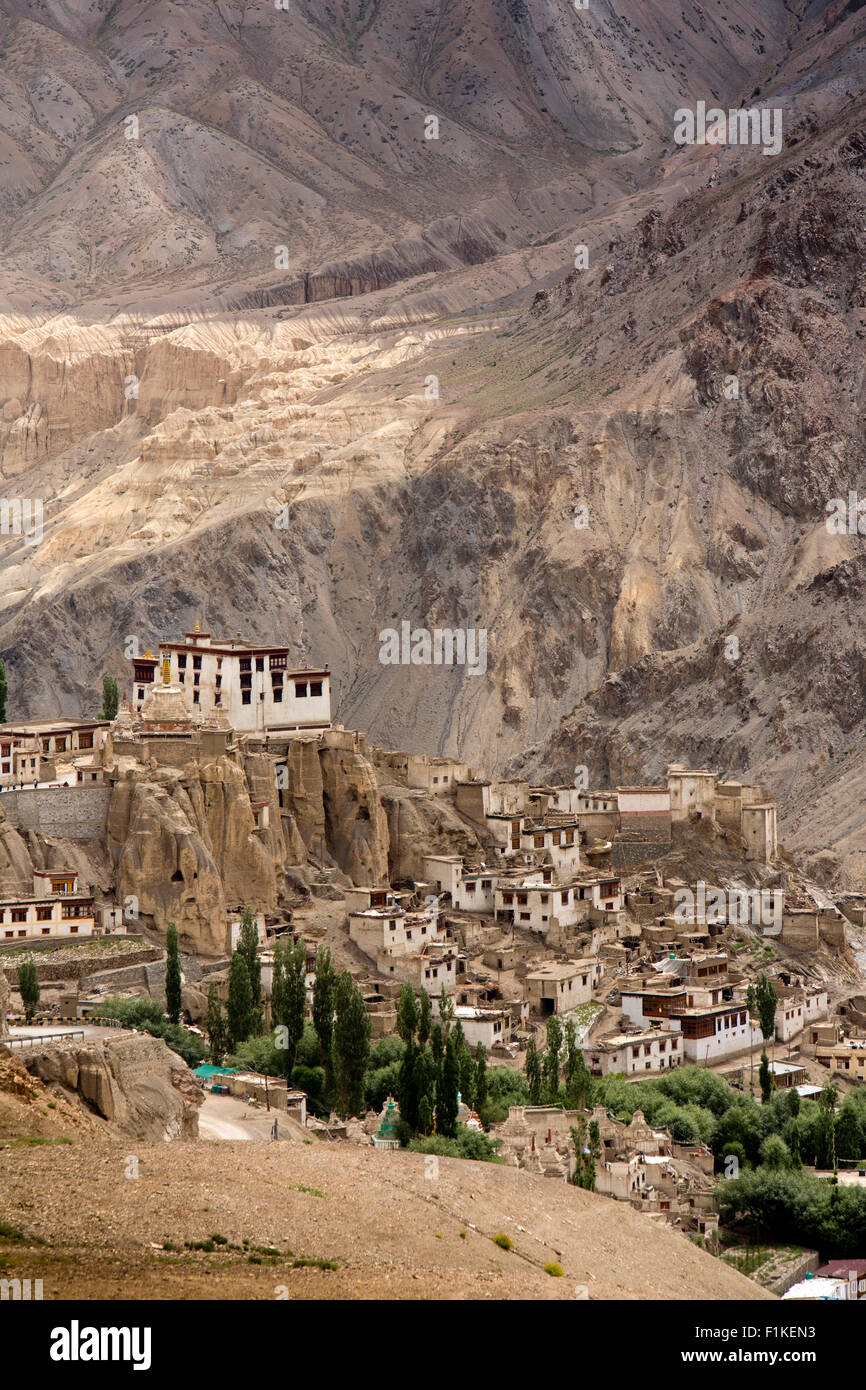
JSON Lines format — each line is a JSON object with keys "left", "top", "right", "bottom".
{"left": 0, "top": 870, "right": 95, "bottom": 942}
{"left": 371, "top": 756, "right": 779, "bottom": 866}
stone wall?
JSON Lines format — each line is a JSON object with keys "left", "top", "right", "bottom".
{"left": 2, "top": 943, "right": 161, "bottom": 985}
{"left": 0, "top": 785, "right": 111, "bottom": 839}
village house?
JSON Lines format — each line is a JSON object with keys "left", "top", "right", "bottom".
{"left": 524, "top": 959, "right": 602, "bottom": 1016}
{"left": 446, "top": 1003, "right": 514, "bottom": 1049}
{"left": 454, "top": 778, "right": 529, "bottom": 824}
{"left": 348, "top": 906, "right": 443, "bottom": 958}
{"left": 667, "top": 765, "right": 717, "bottom": 822}
{"left": 405, "top": 754, "right": 472, "bottom": 793}
{"left": 422, "top": 855, "right": 465, "bottom": 900}
{"left": 344, "top": 886, "right": 402, "bottom": 914}
{"left": 768, "top": 1061, "right": 809, "bottom": 1090}
{"left": 0, "top": 719, "right": 109, "bottom": 788}
{"left": 453, "top": 869, "right": 498, "bottom": 913}
{"left": 0, "top": 869, "right": 95, "bottom": 942}
{"left": 517, "top": 818, "right": 581, "bottom": 875}
{"left": 586, "top": 1028, "right": 683, "bottom": 1076}
{"left": 815, "top": 1037, "right": 866, "bottom": 1079}
{"left": 495, "top": 878, "right": 582, "bottom": 933}
{"left": 616, "top": 786, "right": 672, "bottom": 841}
{"left": 742, "top": 802, "right": 778, "bottom": 863}
{"left": 380, "top": 944, "right": 457, "bottom": 994}
{"left": 148, "top": 625, "right": 331, "bottom": 735}
{"left": 776, "top": 988, "right": 830, "bottom": 1043}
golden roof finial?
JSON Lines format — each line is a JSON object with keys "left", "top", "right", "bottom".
{"left": 194, "top": 619, "right": 200, "bottom": 633}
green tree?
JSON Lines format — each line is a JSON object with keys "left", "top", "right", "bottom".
{"left": 815, "top": 1083, "right": 838, "bottom": 1171}
{"left": 397, "top": 1038, "right": 419, "bottom": 1132}
{"left": 563, "top": 1019, "right": 592, "bottom": 1110}
{"left": 396, "top": 982, "right": 419, "bottom": 1045}
{"left": 99, "top": 673, "right": 119, "bottom": 721}
{"left": 276, "top": 936, "right": 306, "bottom": 1078}
{"left": 439, "top": 1033, "right": 460, "bottom": 1138}
{"left": 418, "top": 1094, "right": 434, "bottom": 1136}
{"left": 312, "top": 944, "right": 336, "bottom": 1089}
{"left": 237, "top": 907, "right": 262, "bottom": 1014}
{"left": 759, "top": 1051, "right": 773, "bottom": 1105}
{"left": 332, "top": 972, "right": 371, "bottom": 1117}
{"left": 438, "top": 986, "right": 454, "bottom": 1038}
{"left": 755, "top": 974, "right": 778, "bottom": 1056}
{"left": 270, "top": 942, "right": 285, "bottom": 1032}
{"left": 453, "top": 1019, "right": 475, "bottom": 1109}
{"left": 760, "top": 1133, "right": 791, "bottom": 1170}
{"left": 226, "top": 952, "right": 253, "bottom": 1051}
{"left": 206, "top": 984, "right": 227, "bottom": 1065}
{"left": 164, "top": 921, "right": 182, "bottom": 1025}
{"left": 474, "top": 1043, "right": 488, "bottom": 1113}
{"left": 525, "top": 1036, "right": 542, "bottom": 1105}
{"left": 18, "top": 956, "right": 40, "bottom": 1022}
{"left": 835, "top": 1105, "right": 865, "bottom": 1162}
{"left": 418, "top": 988, "right": 432, "bottom": 1047}
{"left": 542, "top": 1016, "right": 562, "bottom": 1100}
{"left": 0, "top": 657, "right": 7, "bottom": 723}
{"left": 745, "top": 983, "right": 757, "bottom": 1092}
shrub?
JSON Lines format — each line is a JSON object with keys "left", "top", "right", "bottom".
{"left": 545, "top": 1262, "right": 564, "bottom": 1277}
{"left": 493, "top": 1233, "right": 513, "bottom": 1251}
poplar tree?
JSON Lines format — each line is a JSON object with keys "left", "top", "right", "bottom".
{"left": 277, "top": 936, "right": 307, "bottom": 1078}
{"left": 542, "top": 1016, "right": 563, "bottom": 1100}
{"left": 237, "top": 907, "right": 262, "bottom": 1010}
{"left": 18, "top": 957, "right": 39, "bottom": 1022}
{"left": 417, "top": 987, "right": 432, "bottom": 1046}
{"left": 525, "top": 1036, "right": 542, "bottom": 1105}
{"left": 270, "top": 942, "right": 285, "bottom": 1032}
{"left": 165, "top": 921, "right": 182, "bottom": 1024}
{"left": 332, "top": 972, "right": 371, "bottom": 1117}
{"left": 439, "top": 1033, "right": 460, "bottom": 1137}
{"left": 474, "top": 1042, "right": 488, "bottom": 1113}
{"left": 206, "top": 984, "right": 227, "bottom": 1065}
{"left": 227, "top": 952, "right": 253, "bottom": 1051}
{"left": 312, "top": 944, "right": 335, "bottom": 1088}
{"left": 99, "top": 674, "right": 119, "bottom": 721}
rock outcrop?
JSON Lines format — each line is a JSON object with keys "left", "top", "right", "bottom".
{"left": 22, "top": 1033, "right": 201, "bottom": 1141}
{"left": 320, "top": 745, "right": 390, "bottom": 886}
{"left": 107, "top": 757, "right": 286, "bottom": 953}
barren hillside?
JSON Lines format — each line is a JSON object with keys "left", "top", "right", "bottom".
{"left": 1, "top": 1, "right": 865, "bottom": 878}
{"left": 0, "top": 1128, "right": 773, "bottom": 1300}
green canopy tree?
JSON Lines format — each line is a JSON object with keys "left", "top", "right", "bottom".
{"left": 275, "top": 936, "right": 306, "bottom": 1078}
{"left": 164, "top": 921, "right": 182, "bottom": 1024}
{"left": 542, "top": 1016, "right": 563, "bottom": 1100}
{"left": 312, "top": 944, "right": 336, "bottom": 1088}
{"left": 237, "top": 907, "right": 262, "bottom": 1014}
{"left": 439, "top": 1033, "right": 460, "bottom": 1138}
{"left": 417, "top": 988, "right": 432, "bottom": 1047}
{"left": 99, "top": 674, "right": 119, "bottom": 721}
{"left": 206, "top": 984, "right": 227, "bottom": 1065}
{"left": 474, "top": 1042, "right": 488, "bottom": 1113}
{"left": 226, "top": 952, "right": 253, "bottom": 1052}
{"left": 525, "top": 1036, "right": 543, "bottom": 1105}
{"left": 755, "top": 974, "right": 778, "bottom": 1058}
{"left": 18, "top": 956, "right": 40, "bottom": 1022}
{"left": 270, "top": 942, "right": 285, "bottom": 1031}
{"left": 332, "top": 972, "right": 371, "bottom": 1117}
{"left": 759, "top": 1051, "right": 773, "bottom": 1105}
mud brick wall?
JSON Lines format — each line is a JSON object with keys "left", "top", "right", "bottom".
{"left": 0, "top": 785, "right": 111, "bottom": 839}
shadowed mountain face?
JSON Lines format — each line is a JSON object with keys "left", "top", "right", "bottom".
{"left": 1, "top": 1, "right": 866, "bottom": 879}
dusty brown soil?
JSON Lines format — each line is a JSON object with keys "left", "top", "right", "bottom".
{"left": 0, "top": 1135, "right": 773, "bottom": 1301}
